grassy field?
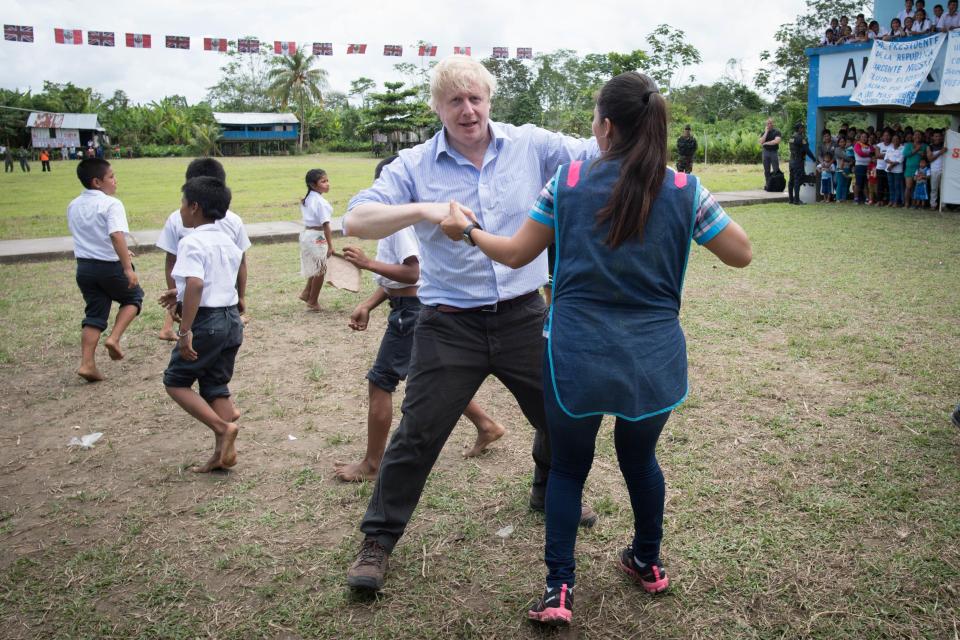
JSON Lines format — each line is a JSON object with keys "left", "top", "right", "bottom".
{"left": 0, "top": 202, "right": 958, "bottom": 638}
{"left": 0, "top": 155, "right": 765, "bottom": 240}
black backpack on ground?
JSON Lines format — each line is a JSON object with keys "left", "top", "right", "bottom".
{"left": 765, "top": 170, "right": 786, "bottom": 192}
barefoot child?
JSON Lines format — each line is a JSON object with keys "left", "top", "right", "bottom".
{"left": 161, "top": 177, "right": 243, "bottom": 473}
{"left": 156, "top": 159, "right": 250, "bottom": 341}
{"left": 334, "top": 157, "right": 504, "bottom": 482}
{"left": 299, "top": 169, "right": 335, "bottom": 311}
{"left": 912, "top": 156, "right": 930, "bottom": 209}
{"left": 68, "top": 158, "right": 144, "bottom": 382}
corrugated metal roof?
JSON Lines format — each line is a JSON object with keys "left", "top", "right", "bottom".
{"left": 26, "top": 112, "right": 103, "bottom": 131}
{"left": 213, "top": 112, "right": 300, "bottom": 125}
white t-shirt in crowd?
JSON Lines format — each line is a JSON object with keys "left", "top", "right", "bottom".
{"left": 897, "top": 9, "right": 916, "bottom": 24}
{"left": 884, "top": 146, "right": 905, "bottom": 173}
{"left": 172, "top": 225, "right": 243, "bottom": 307}
{"left": 929, "top": 144, "right": 945, "bottom": 172}
{"left": 156, "top": 209, "right": 251, "bottom": 255}
{"left": 938, "top": 11, "right": 960, "bottom": 30}
{"left": 374, "top": 226, "right": 421, "bottom": 290}
{"left": 875, "top": 142, "right": 891, "bottom": 170}
{"left": 912, "top": 18, "right": 933, "bottom": 32}
{"left": 301, "top": 191, "right": 333, "bottom": 227}
{"left": 67, "top": 189, "right": 130, "bottom": 261}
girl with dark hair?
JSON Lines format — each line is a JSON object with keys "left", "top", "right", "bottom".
{"left": 298, "top": 168, "right": 335, "bottom": 311}
{"left": 440, "top": 71, "right": 752, "bottom": 626}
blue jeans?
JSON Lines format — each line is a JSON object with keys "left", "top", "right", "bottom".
{"left": 887, "top": 172, "right": 905, "bottom": 205}
{"left": 543, "top": 358, "right": 671, "bottom": 588}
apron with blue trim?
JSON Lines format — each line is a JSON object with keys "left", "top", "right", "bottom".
{"left": 546, "top": 157, "right": 699, "bottom": 421}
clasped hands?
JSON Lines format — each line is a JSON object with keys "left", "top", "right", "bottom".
{"left": 436, "top": 200, "right": 479, "bottom": 242}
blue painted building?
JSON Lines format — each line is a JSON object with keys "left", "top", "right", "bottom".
{"left": 213, "top": 112, "right": 300, "bottom": 154}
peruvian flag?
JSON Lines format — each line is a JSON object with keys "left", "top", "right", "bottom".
{"left": 384, "top": 44, "right": 402, "bottom": 56}
{"left": 54, "top": 28, "right": 83, "bottom": 45}
{"left": 492, "top": 47, "right": 509, "bottom": 59}
{"left": 516, "top": 47, "right": 533, "bottom": 59}
{"left": 88, "top": 31, "right": 115, "bottom": 47}
{"left": 238, "top": 38, "right": 259, "bottom": 53}
{"left": 126, "top": 33, "right": 151, "bottom": 48}
{"left": 453, "top": 46, "right": 471, "bottom": 56}
{"left": 347, "top": 43, "right": 367, "bottom": 54}
{"left": 4, "top": 25, "right": 34, "bottom": 43}
{"left": 166, "top": 35, "right": 190, "bottom": 49}
{"left": 313, "top": 42, "right": 333, "bottom": 55}
{"left": 274, "top": 41, "right": 296, "bottom": 55}
{"left": 204, "top": 37, "right": 228, "bottom": 52}
{"left": 418, "top": 44, "right": 437, "bottom": 57}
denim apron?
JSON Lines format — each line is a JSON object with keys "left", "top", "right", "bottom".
{"left": 545, "top": 158, "right": 698, "bottom": 421}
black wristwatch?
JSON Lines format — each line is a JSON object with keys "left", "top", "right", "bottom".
{"left": 462, "top": 222, "right": 482, "bottom": 246}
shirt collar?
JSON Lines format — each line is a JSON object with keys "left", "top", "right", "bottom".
{"left": 434, "top": 120, "right": 510, "bottom": 161}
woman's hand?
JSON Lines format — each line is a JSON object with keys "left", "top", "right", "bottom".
{"left": 440, "top": 200, "right": 477, "bottom": 241}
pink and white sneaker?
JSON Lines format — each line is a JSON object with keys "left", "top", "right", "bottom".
{"left": 618, "top": 548, "right": 670, "bottom": 593}
{"left": 527, "top": 583, "right": 573, "bottom": 626}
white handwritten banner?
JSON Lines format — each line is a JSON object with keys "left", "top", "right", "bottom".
{"left": 936, "top": 31, "right": 960, "bottom": 105}
{"left": 851, "top": 33, "right": 946, "bottom": 106}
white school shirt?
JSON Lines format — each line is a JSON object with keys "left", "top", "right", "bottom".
{"left": 938, "top": 12, "right": 960, "bottom": 30}
{"left": 875, "top": 142, "right": 891, "bottom": 170}
{"left": 912, "top": 18, "right": 933, "bottom": 32}
{"left": 156, "top": 209, "right": 251, "bottom": 255}
{"left": 884, "top": 146, "right": 905, "bottom": 173}
{"left": 301, "top": 191, "right": 333, "bottom": 227}
{"left": 897, "top": 9, "right": 916, "bottom": 24}
{"left": 172, "top": 225, "right": 243, "bottom": 307}
{"left": 374, "top": 226, "right": 421, "bottom": 290}
{"left": 67, "top": 189, "right": 131, "bottom": 261}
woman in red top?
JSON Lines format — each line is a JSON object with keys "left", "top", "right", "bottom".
{"left": 853, "top": 133, "right": 873, "bottom": 205}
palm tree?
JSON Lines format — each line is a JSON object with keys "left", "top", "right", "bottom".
{"left": 267, "top": 49, "right": 328, "bottom": 151}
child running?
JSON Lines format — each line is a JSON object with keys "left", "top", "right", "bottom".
{"left": 157, "top": 159, "right": 250, "bottom": 341}
{"left": 299, "top": 169, "right": 335, "bottom": 311}
{"left": 160, "top": 177, "right": 244, "bottom": 473}
{"left": 334, "top": 157, "right": 505, "bottom": 482}
{"left": 68, "top": 158, "right": 144, "bottom": 382}
{"left": 440, "top": 71, "right": 752, "bottom": 626}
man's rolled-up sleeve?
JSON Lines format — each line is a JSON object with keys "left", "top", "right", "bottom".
{"left": 344, "top": 157, "right": 417, "bottom": 235}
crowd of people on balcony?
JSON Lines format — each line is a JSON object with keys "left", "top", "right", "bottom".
{"left": 819, "top": 0, "right": 960, "bottom": 45}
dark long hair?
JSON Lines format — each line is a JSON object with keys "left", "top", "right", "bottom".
{"left": 594, "top": 72, "right": 668, "bottom": 248}
{"left": 302, "top": 168, "right": 327, "bottom": 204}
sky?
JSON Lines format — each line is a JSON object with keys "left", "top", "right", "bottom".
{"left": 0, "top": 0, "right": 809, "bottom": 106}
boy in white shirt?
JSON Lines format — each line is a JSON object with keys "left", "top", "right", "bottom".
{"left": 68, "top": 159, "right": 143, "bottom": 382}
{"left": 157, "top": 158, "right": 250, "bottom": 341}
{"left": 160, "top": 177, "right": 243, "bottom": 473}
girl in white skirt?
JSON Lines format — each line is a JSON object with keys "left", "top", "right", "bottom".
{"left": 299, "top": 169, "right": 335, "bottom": 311}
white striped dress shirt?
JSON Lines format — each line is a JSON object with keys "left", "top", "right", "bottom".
{"left": 347, "top": 122, "right": 598, "bottom": 307}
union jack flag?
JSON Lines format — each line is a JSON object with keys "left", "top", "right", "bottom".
{"left": 274, "top": 41, "right": 296, "bottom": 55}
{"left": 88, "top": 31, "right": 115, "bottom": 47}
{"left": 54, "top": 28, "right": 83, "bottom": 45}
{"left": 204, "top": 37, "right": 227, "bottom": 52}
{"left": 492, "top": 47, "right": 509, "bottom": 59}
{"left": 238, "top": 38, "right": 259, "bottom": 53}
{"left": 454, "top": 46, "right": 471, "bottom": 56}
{"left": 166, "top": 35, "right": 190, "bottom": 49}
{"left": 126, "top": 33, "right": 151, "bottom": 48}
{"left": 517, "top": 47, "right": 533, "bottom": 59}
{"left": 4, "top": 25, "right": 34, "bottom": 43}
{"left": 313, "top": 42, "right": 333, "bottom": 55}
{"left": 418, "top": 44, "right": 437, "bottom": 57}
{"left": 384, "top": 44, "right": 403, "bottom": 56}
{"left": 347, "top": 43, "right": 367, "bottom": 54}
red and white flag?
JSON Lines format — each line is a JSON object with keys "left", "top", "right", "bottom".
{"left": 126, "top": 33, "right": 151, "bottom": 48}
{"left": 274, "top": 41, "right": 296, "bottom": 55}
{"left": 88, "top": 31, "right": 115, "bottom": 47}
{"left": 54, "top": 28, "right": 83, "bottom": 45}
{"left": 492, "top": 46, "right": 509, "bottom": 59}
{"left": 204, "top": 37, "right": 227, "bottom": 52}
{"left": 347, "top": 43, "right": 367, "bottom": 54}
{"left": 517, "top": 47, "right": 533, "bottom": 59}
{"left": 313, "top": 42, "right": 333, "bottom": 55}
{"left": 238, "top": 38, "right": 259, "bottom": 53}
{"left": 418, "top": 44, "right": 437, "bottom": 57}
{"left": 384, "top": 44, "right": 402, "bottom": 56}
{"left": 4, "top": 25, "right": 34, "bottom": 43}
{"left": 454, "top": 46, "right": 471, "bottom": 56}
{"left": 166, "top": 35, "right": 190, "bottom": 49}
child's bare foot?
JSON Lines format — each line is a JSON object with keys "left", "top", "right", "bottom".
{"left": 305, "top": 303, "right": 321, "bottom": 313}
{"left": 463, "top": 419, "right": 506, "bottom": 458}
{"left": 298, "top": 289, "right": 309, "bottom": 302}
{"left": 76, "top": 364, "right": 105, "bottom": 382}
{"left": 158, "top": 329, "right": 177, "bottom": 341}
{"left": 104, "top": 339, "right": 124, "bottom": 361}
{"left": 333, "top": 459, "right": 378, "bottom": 482}
{"left": 219, "top": 423, "right": 239, "bottom": 468}
{"left": 191, "top": 452, "right": 224, "bottom": 473}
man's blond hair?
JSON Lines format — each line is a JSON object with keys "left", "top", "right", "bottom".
{"left": 429, "top": 56, "right": 498, "bottom": 109}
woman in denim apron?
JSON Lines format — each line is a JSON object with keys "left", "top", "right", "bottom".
{"left": 441, "top": 71, "right": 753, "bottom": 627}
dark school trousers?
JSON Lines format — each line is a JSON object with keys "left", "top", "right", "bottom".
{"left": 360, "top": 293, "right": 551, "bottom": 552}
